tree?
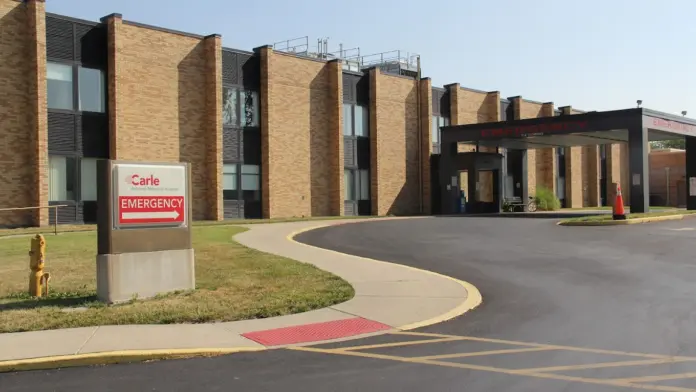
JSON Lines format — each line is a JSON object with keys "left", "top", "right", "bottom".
{"left": 650, "top": 139, "right": 685, "bottom": 150}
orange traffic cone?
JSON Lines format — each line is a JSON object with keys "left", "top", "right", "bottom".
{"left": 613, "top": 184, "right": 626, "bottom": 220}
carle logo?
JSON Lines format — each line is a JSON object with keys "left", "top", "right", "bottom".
{"left": 127, "top": 174, "right": 161, "bottom": 187}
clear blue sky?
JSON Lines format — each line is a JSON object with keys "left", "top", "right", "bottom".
{"left": 48, "top": 0, "right": 696, "bottom": 116}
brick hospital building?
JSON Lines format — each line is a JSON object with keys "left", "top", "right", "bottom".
{"left": 0, "top": 0, "right": 677, "bottom": 227}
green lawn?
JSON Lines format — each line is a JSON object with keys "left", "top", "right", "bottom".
{"left": 561, "top": 206, "right": 676, "bottom": 211}
{"left": 0, "top": 226, "right": 354, "bottom": 333}
{"left": 0, "top": 215, "right": 380, "bottom": 238}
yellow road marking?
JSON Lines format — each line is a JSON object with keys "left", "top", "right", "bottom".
{"left": 415, "top": 347, "right": 557, "bottom": 361}
{"left": 337, "top": 337, "right": 466, "bottom": 351}
{"left": 617, "top": 372, "right": 696, "bottom": 383}
{"left": 392, "top": 331, "right": 696, "bottom": 361}
{"left": 518, "top": 358, "right": 692, "bottom": 374}
{"left": 288, "top": 346, "right": 696, "bottom": 392}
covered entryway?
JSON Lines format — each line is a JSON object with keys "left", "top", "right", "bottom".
{"left": 438, "top": 108, "right": 696, "bottom": 215}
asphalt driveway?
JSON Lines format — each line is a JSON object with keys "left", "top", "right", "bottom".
{"left": 3, "top": 216, "right": 696, "bottom": 392}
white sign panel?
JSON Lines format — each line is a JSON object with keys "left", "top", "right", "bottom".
{"left": 112, "top": 163, "right": 188, "bottom": 229}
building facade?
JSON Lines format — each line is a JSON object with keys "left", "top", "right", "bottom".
{"left": 1, "top": 0, "right": 634, "bottom": 227}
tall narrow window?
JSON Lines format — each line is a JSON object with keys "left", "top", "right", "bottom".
{"left": 242, "top": 90, "right": 259, "bottom": 127}
{"left": 80, "top": 158, "right": 98, "bottom": 201}
{"left": 47, "top": 62, "right": 73, "bottom": 110}
{"left": 223, "top": 87, "right": 239, "bottom": 126}
{"left": 222, "top": 164, "right": 238, "bottom": 200}
{"left": 431, "top": 115, "right": 440, "bottom": 143}
{"left": 358, "top": 169, "right": 370, "bottom": 200}
{"left": 49, "top": 155, "right": 76, "bottom": 201}
{"left": 78, "top": 67, "right": 105, "bottom": 113}
{"left": 343, "top": 104, "right": 353, "bottom": 136}
{"left": 344, "top": 170, "right": 354, "bottom": 200}
{"left": 354, "top": 106, "right": 368, "bottom": 137}
{"left": 241, "top": 165, "right": 260, "bottom": 201}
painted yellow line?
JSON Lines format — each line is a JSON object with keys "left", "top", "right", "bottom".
{"left": 288, "top": 346, "right": 696, "bottom": 392}
{"left": 517, "top": 358, "right": 691, "bottom": 374}
{"left": 337, "top": 337, "right": 466, "bottom": 352}
{"left": 0, "top": 347, "right": 265, "bottom": 373}
{"left": 286, "top": 220, "right": 483, "bottom": 331}
{"left": 393, "top": 331, "right": 696, "bottom": 361}
{"left": 617, "top": 372, "right": 696, "bottom": 383}
{"left": 414, "top": 347, "right": 558, "bottom": 361}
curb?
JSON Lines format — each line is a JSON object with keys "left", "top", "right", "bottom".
{"left": 287, "top": 220, "right": 483, "bottom": 331}
{"left": 0, "top": 347, "right": 265, "bottom": 373}
{"left": 557, "top": 214, "right": 694, "bottom": 226}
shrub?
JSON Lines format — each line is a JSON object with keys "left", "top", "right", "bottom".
{"left": 534, "top": 186, "right": 561, "bottom": 211}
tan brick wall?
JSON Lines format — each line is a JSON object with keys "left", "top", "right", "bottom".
{"left": 0, "top": 0, "right": 45, "bottom": 227}
{"left": 606, "top": 144, "right": 623, "bottom": 206}
{"left": 370, "top": 68, "right": 420, "bottom": 216}
{"left": 327, "top": 60, "right": 343, "bottom": 216}
{"left": 650, "top": 150, "right": 686, "bottom": 207}
{"left": 203, "top": 35, "right": 223, "bottom": 221}
{"left": 450, "top": 87, "right": 498, "bottom": 152}
{"left": 259, "top": 48, "right": 339, "bottom": 218}
{"left": 27, "top": 0, "right": 48, "bottom": 226}
{"left": 516, "top": 98, "right": 544, "bottom": 196}
{"left": 420, "top": 78, "right": 433, "bottom": 214}
{"left": 537, "top": 102, "right": 557, "bottom": 195}
{"left": 110, "top": 21, "right": 213, "bottom": 220}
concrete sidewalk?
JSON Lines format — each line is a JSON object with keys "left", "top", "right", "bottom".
{"left": 0, "top": 218, "right": 479, "bottom": 367}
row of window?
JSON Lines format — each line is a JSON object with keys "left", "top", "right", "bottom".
{"left": 47, "top": 62, "right": 105, "bottom": 113}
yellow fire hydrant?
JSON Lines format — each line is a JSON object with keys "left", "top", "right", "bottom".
{"left": 28, "top": 234, "right": 50, "bottom": 297}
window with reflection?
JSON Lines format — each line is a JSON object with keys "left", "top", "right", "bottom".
{"left": 223, "top": 87, "right": 259, "bottom": 127}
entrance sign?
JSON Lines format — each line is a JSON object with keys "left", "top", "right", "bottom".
{"left": 112, "top": 163, "right": 188, "bottom": 229}
{"left": 96, "top": 160, "right": 194, "bottom": 304}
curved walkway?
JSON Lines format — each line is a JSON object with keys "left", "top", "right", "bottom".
{"left": 0, "top": 218, "right": 476, "bottom": 369}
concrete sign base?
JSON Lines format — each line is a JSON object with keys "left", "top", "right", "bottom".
{"left": 96, "top": 249, "right": 195, "bottom": 304}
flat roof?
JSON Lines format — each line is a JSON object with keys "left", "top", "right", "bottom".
{"left": 441, "top": 108, "right": 695, "bottom": 149}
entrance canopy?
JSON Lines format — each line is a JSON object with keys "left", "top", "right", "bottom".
{"left": 440, "top": 108, "right": 696, "bottom": 150}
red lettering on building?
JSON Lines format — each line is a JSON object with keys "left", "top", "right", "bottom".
{"left": 481, "top": 121, "right": 588, "bottom": 138}
{"left": 652, "top": 118, "right": 695, "bottom": 134}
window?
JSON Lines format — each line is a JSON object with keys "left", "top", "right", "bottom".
{"left": 344, "top": 169, "right": 354, "bottom": 200}
{"left": 80, "top": 158, "right": 98, "bottom": 201}
{"left": 343, "top": 104, "right": 369, "bottom": 137}
{"left": 355, "top": 106, "right": 368, "bottom": 137}
{"left": 223, "top": 87, "right": 259, "bottom": 127}
{"left": 241, "top": 165, "right": 260, "bottom": 201}
{"left": 343, "top": 104, "right": 353, "bottom": 136}
{"left": 344, "top": 169, "right": 370, "bottom": 201}
{"left": 223, "top": 88, "right": 239, "bottom": 126}
{"left": 358, "top": 169, "right": 370, "bottom": 200}
{"left": 223, "top": 164, "right": 237, "bottom": 200}
{"left": 242, "top": 90, "right": 259, "bottom": 127}
{"left": 431, "top": 115, "right": 450, "bottom": 144}
{"left": 78, "top": 67, "right": 105, "bottom": 113}
{"left": 49, "top": 155, "right": 76, "bottom": 201}
{"left": 47, "top": 62, "right": 73, "bottom": 110}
